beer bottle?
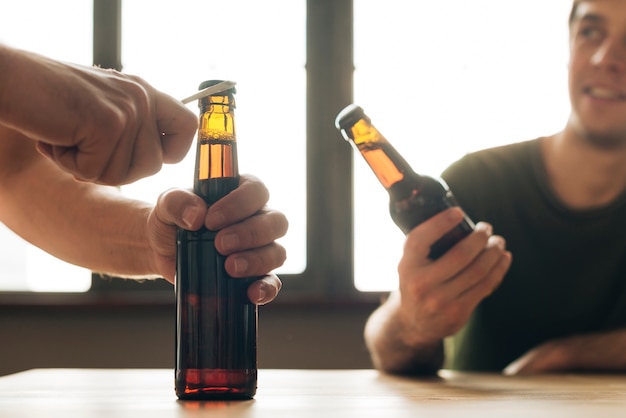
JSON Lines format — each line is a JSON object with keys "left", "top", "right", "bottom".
{"left": 175, "top": 80, "right": 257, "bottom": 400}
{"left": 335, "top": 104, "right": 475, "bottom": 259}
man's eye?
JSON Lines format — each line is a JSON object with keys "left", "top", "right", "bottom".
{"left": 579, "top": 26, "right": 602, "bottom": 41}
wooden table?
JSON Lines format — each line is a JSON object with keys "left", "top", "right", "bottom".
{"left": 1, "top": 368, "right": 625, "bottom": 417}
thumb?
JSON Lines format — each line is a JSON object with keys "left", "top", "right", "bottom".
{"left": 154, "top": 188, "right": 206, "bottom": 231}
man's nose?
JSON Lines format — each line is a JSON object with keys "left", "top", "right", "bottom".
{"left": 592, "top": 38, "right": 626, "bottom": 73}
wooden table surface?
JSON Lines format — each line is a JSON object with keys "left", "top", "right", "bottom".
{"left": 1, "top": 368, "right": 625, "bottom": 417}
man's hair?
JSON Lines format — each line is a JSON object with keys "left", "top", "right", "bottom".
{"left": 569, "top": 0, "right": 584, "bottom": 26}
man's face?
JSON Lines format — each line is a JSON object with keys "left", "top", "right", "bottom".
{"left": 568, "top": 0, "right": 626, "bottom": 148}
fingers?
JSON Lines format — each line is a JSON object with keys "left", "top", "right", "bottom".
{"left": 502, "top": 341, "right": 557, "bottom": 375}
{"left": 154, "top": 92, "right": 198, "bottom": 164}
{"left": 215, "top": 208, "right": 289, "bottom": 254}
{"left": 29, "top": 64, "right": 196, "bottom": 185}
{"left": 503, "top": 355, "right": 530, "bottom": 376}
{"left": 203, "top": 174, "right": 289, "bottom": 277}
{"left": 396, "top": 209, "right": 511, "bottom": 341}
{"left": 457, "top": 235, "right": 512, "bottom": 301}
{"left": 151, "top": 185, "right": 288, "bottom": 281}
{"left": 56, "top": 75, "right": 151, "bottom": 185}
{"left": 432, "top": 221, "right": 494, "bottom": 278}
{"left": 246, "top": 273, "right": 283, "bottom": 305}
{"left": 399, "top": 207, "right": 476, "bottom": 284}
{"left": 403, "top": 207, "right": 468, "bottom": 265}
{"left": 224, "top": 241, "right": 287, "bottom": 278}
{"left": 214, "top": 204, "right": 288, "bottom": 277}
{"left": 153, "top": 188, "right": 207, "bottom": 231}
{"left": 205, "top": 174, "right": 270, "bottom": 230}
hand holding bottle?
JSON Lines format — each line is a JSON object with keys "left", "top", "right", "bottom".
{"left": 0, "top": 44, "right": 198, "bottom": 186}
{"left": 394, "top": 208, "right": 511, "bottom": 345}
{"left": 338, "top": 104, "right": 512, "bottom": 372}
{"left": 145, "top": 175, "right": 287, "bottom": 303}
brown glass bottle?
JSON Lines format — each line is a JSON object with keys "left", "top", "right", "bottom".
{"left": 175, "top": 80, "right": 257, "bottom": 400}
{"left": 335, "top": 104, "right": 475, "bottom": 259}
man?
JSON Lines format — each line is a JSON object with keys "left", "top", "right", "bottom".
{"left": 364, "top": 0, "right": 626, "bottom": 375}
{"left": 0, "top": 45, "right": 287, "bottom": 303}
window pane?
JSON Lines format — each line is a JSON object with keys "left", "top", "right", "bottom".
{"left": 0, "top": 0, "right": 93, "bottom": 292}
{"left": 120, "top": 0, "right": 306, "bottom": 274}
{"left": 353, "top": 1, "right": 572, "bottom": 291}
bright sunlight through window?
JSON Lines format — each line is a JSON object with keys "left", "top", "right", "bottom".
{"left": 0, "top": 0, "right": 571, "bottom": 293}
{"left": 352, "top": 0, "right": 572, "bottom": 291}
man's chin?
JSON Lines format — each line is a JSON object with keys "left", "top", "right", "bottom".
{"left": 584, "top": 131, "right": 626, "bottom": 150}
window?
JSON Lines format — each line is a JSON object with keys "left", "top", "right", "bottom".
{"left": 352, "top": 1, "right": 572, "bottom": 291}
{"left": 119, "top": 0, "right": 307, "bottom": 277}
{"left": 0, "top": 1, "right": 573, "bottom": 299}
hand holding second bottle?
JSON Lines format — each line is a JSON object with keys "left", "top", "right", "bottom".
{"left": 396, "top": 207, "right": 512, "bottom": 347}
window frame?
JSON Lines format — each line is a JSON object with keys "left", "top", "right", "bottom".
{"left": 84, "top": 0, "right": 382, "bottom": 304}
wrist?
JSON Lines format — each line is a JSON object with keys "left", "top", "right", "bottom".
{"left": 134, "top": 203, "right": 160, "bottom": 276}
{"left": 94, "top": 193, "right": 157, "bottom": 278}
{"left": 386, "top": 292, "right": 441, "bottom": 350}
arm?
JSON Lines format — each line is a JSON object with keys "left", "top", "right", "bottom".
{"left": 0, "top": 125, "right": 288, "bottom": 302}
{"left": 364, "top": 291, "right": 444, "bottom": 374}
{"left": 0, "top": 43, "right": 197, "bottom": 185}
{"left": 504, "top": 329, "right": 626, "bottom": 375}
{"left": 0, "top": 125, "right": 155, "bottom": 276}
{"left": 364, "top": 208, "right": 512, "bottom": 375}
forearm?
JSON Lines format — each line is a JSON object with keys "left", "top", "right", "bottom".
{"left": 505, "top": 327, "right": 626, "bottom": 375}
{"left": 0, "top": 44, "right": 99, "bottom": 142}
{"left": 0, "top": 44, "right": 59, "bottom": 135}
{"left": 0, "top": 131, "right": 157, "bottom": 278}
{"left": 556, "top": 329, "right": 626, "bottom": 371}
{"left": 364, "top": 291, "right": 444, "bottom": 375}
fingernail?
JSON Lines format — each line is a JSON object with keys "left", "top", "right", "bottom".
{"left": 503, "top": 363, "right": 518, "bottom": 376}
{"left": 256, "top": 286, "right": 267, "bottom": 304}
{"left": 182, "top": 206, "right": 200, "bottom": 229}
{"left": 476, "top": 222, "right": 493, "bottom": 235}
{"left": 233, "top": 257, "right": 248, "bottom": 274}
{"left": 221, "top": 233, "right": 239, "bottom": 251}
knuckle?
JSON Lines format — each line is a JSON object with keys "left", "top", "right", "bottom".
{"left": 257, "top": 244, "right": 287, "bottom": 273}
{"left": 273, "top": 243, "right": 288, "bottom": 268}
{"left": 247, "top": 252, "right": 270, "bottom": 274}
{"left": 421, "top": 293, "right": 445, "bottom": 316}
{"left": 445, "top": 303, "right": 466, "bottom": 325}
{"left": 472, "top": 260, "right": 493, "bottom": 280}
{"left": 268, "top": 210, "right": 289, "bottom": 238}
{"left": 256, "top": 182, "right": 270, "bottom": 204}
{"left": 238, "top": 225, "right": 261, "bottom": 248}
{"left": 94, "top": 104, "right": 126, "bottom": 137}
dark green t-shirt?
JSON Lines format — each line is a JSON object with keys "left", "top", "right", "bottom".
{"left": 440, "top": 138, "right": 626, "bottom": 371}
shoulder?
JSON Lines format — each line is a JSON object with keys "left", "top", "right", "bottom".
{"left": 441, "top": 138, "right": 543, "bottom": 192}
{"left": 443, "top": 138, "right": 540, "bottom": 181}
{"left": 440, "top": 138, "right": 544, "bottom": 218}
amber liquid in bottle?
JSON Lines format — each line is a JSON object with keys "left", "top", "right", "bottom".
{"left": 335, "top": 104, "right": 474, "bottom": 259}
{"left": 175, "top": 80, "right": 257, "bottom": 400}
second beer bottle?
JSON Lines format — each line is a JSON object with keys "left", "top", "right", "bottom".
{"left": 175, "top": 80, "right": 257, "bottom": 400}
{"left": 335, "top": 104, "right": 475, "bottom": 259}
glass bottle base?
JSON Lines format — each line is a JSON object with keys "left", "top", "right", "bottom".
{"left": 175, "top": 368, "right": 257, "bottom": 400}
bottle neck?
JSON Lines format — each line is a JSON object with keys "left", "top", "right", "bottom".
{"left": 348, "top": 119, "right": 419, "bottom": 190}
{"left": 194, "top": 97, "right": 239, "bottom": 203}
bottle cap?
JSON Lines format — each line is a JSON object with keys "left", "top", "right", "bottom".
{"left": 181, "top": 80, "right": 237, "bottom": 104}
{"left": 335, "top": 104, "right": 368, "bottom": 133}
